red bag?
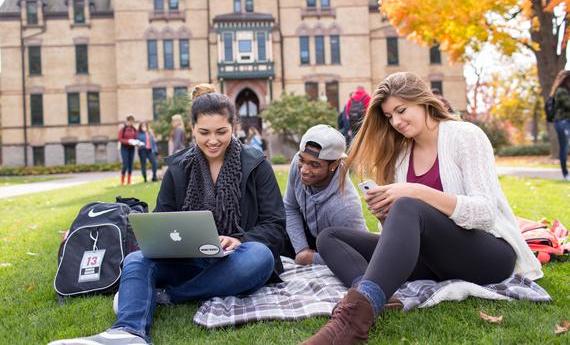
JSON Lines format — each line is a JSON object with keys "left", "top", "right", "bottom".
{"left": 517, "top": 217, "right": 568, "bottom": 264}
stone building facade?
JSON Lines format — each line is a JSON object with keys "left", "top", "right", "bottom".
{"left": 0, "top": 0, "right": 466, "bottom": 166}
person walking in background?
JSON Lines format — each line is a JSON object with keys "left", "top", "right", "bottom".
{"left": 118, "top": 114, "right": 139, "bottom": 185}
{"left": 431, "top": 88, "right": 455, "bottom": 114}
{"left": 234, "top": 122, "right": 248, "bottom": 144}
{"left": 137, "top": 121, "right": 159, "bottom": 183}
{"left": 169, "top": 114, "right": 187, "bottom": 155}
{"left": 550, "top": 70, "right": 570, "bottom": 180}
{"left": 246, "top": 127, "right": 264, "bottom": 153}
{"left": 345, "top": 86, "right": 371, "bottom": 143}
{"left": 337, "top": 92, "right": 352, "bottom": 144}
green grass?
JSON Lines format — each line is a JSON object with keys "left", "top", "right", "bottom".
{"left": 0, "top": 175, "right": 59, "bottom": 186}
{"left": 0, "top": 174, "right": 568, "bottom": 344}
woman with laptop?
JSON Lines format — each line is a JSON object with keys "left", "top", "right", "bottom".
{"left": 49, "top": 84, "right": 286, "bottom": 345}
{"left": 303, "top": 72, "right": 543, "bottom": 345}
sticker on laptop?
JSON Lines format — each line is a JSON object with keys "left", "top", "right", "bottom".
{"left": 199, "top": 244, "right": 220, "bottom": 255}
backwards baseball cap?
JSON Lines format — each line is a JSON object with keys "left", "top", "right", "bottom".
{"left": 299, "top": 124, "right": 347, "bottom": 160}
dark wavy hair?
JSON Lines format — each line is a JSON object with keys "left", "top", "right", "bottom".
{"left": 190, "top": 84, "right": 236, "bottom": 126}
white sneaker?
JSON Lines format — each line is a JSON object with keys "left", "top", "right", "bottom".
{"left": 47, "top": 329, "right": 148, "bottom": 345}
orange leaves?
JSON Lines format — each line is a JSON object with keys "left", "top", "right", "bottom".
{"left": 479, "top": 311, "right": 504, "bottom": 324}
{"left": 378, "top": 0, "right": 554, "bottom": 61}
{"left": 554, "top": 320, "right": 570, "bottom": 335}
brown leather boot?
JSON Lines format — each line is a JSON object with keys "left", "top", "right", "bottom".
{"left": 120, "top": 174, "right": 125, "bottom": 185}
{"left": 302, "top": 288, "right": 375, "bottom": 345}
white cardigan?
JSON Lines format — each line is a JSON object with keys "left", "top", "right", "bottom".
{"left": 393, "top": 120, "right": 543, "bottom": 280}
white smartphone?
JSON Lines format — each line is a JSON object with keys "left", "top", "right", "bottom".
{"left": 358, "top": 180, "right": 378, "bottom": 194}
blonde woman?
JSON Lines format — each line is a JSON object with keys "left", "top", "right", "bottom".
{"left": 304, "top": 72, "right": 542, "bottom": 345}
{"left": 169, "top": 114, "right": 186, "bottom": 155}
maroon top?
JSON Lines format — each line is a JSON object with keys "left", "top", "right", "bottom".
{"left": 406, "top": 146, "right": 444, "bottom": 192}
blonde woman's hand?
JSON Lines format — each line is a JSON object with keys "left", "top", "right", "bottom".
{"left": 364, "top": 183, "right": 424, "bottom": 219}
{"left": 219, "top": 236, "right": 241, "bottom": 251}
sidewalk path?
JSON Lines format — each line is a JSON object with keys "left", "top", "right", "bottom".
{"left": 496, "top": 166, "right": 563, "bottom": 180}
{"left": 0, "top": 171, "right": 117, "bottom": 200}
{"left": 0, "top": 165, "right": 565, "bottom": 200}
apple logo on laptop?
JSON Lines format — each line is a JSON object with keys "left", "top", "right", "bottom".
{"left": 169, "top": 230, "right": 182, "bottom": 242}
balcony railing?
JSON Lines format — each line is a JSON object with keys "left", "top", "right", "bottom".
{"left": 218, "top": 61, "right": 275, "bottom": 80}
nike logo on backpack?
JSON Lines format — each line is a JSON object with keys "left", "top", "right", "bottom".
{"left": 88, "top": 208, "right": 117, "bottom": 218}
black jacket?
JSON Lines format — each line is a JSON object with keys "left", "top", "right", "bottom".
{"left": 154, "top": 144, "right": 286, "bottom": 279}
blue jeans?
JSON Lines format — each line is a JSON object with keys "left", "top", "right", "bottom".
{"left": 138, "top": 148, "right": 158, "bottom": 182}
{"left": 120, "top": 146, "right": 135, "bottom": 175}
{"left": 554, "top": 119, "right": 570, "bottom": 177}
{"left": 112, "top": 242, "right": 274, "bottom": 341}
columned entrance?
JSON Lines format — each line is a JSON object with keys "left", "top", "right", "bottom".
{"left": 235, "top": 88, "right": 261, "bottom": 131}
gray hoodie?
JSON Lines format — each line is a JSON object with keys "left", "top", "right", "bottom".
{"left": 284, "top": 153, "right": 367, "bottom": 264}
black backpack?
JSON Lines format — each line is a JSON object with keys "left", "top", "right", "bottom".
{"left": 54, "top": 197, "right": 147, "bottom": 299}
{"left": 348, "top": 99, "right": 366, "bottom": 135}
{"left": 545, "top": 96, "right": 556, "bottom": 123}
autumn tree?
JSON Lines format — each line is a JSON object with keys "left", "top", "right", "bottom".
{"left": 490, "top": 66, "right": 545, "bottom": 143}
{"left": 379, "top": 0, "right": 567, "bottom": 150}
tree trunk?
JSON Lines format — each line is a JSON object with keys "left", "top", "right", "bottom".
{"left": 530, "top": 0, "right": 567, "bottom": 156}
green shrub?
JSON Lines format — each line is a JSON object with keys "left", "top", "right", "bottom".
{"left": 0, "top": 161, "right": 163, "bottom": 176}
{"left": 468, "top": 119, "right": 510, "bottom": 151}
{"left": 270, "top": 154, "right": 288, "bottom": 165}
{"left": 497, "top": 143, "right": 551, "bottom": 156}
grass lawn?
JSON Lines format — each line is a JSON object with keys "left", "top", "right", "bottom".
{"left": 0, "top": 175, "right": 59, "bottom": 187}
{"left": 0, "top": 172, "right": 568, "bottom": 344}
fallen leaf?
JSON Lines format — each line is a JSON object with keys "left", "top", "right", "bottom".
{"left": 26, "top": 252, "right": 38, "bottom": 256}
{"left": 28, "top": 224, "right": 38, "bottom": 230}
{"left": 479, "top": 311, "right": 503, "bottom": 324}
{"left": 0, "top": 263, "right": 12, "bottom": 268}
{"left": 554, "top": 320, "right": 570, "bottom": 335}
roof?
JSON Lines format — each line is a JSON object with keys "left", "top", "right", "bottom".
{"left": 213, "top": 12, "right": 275, "bottom": 24}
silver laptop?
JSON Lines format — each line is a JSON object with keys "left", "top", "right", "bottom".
{"left": 128, "top": 211, "right": 232, "bottom": 259}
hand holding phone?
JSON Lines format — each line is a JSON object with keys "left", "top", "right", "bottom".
{"left": 358, "top": 180, "right": 378, "bottom": 194}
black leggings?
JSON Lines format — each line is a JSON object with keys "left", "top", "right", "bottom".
{"left": 317, "top": 197, "right": 516, "bottom": 299}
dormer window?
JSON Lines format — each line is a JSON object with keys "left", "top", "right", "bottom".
{"left": 73, "top": 0, "right": 86, "bottom": 24}
{"left": 26, "top": 1, "right": 39, "bottom": 25}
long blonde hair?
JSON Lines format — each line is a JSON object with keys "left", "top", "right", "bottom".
{"left": 549, "top": 70, "right": 570, "bottom": 97}
{"left": 342, "top": 72, "right": 456, "bottom": 187}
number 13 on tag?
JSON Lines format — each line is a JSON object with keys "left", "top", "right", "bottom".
{"left": 78, "top": 249, "right": 106, "bottom": 283}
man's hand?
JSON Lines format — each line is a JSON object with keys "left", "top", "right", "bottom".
{"left": 295, "top": 248, "right": 315, "bottom": 266}
{"left": 219, "top": 236, "right": 241, "bottom": 251}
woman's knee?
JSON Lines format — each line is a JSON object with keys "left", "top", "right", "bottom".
{"left": 237, "top": 242, "right": 274, "bottom": 278}
{"left": 316, "top": 226, "right": 346, "bottom": 253}
{"left": 123, "top": 251, "right": 153, "bottom": 271}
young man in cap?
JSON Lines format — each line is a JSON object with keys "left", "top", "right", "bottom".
{"left": 283, "top": 124, "right": 367, "bottom": 265}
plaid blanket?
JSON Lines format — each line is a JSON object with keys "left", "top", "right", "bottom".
{"left": 193, "top": 257, "right": 551, "bottom": 328}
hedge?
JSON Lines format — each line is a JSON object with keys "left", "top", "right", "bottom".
{"left": 496, "top": 144, "right": 551, "bottom": 157}
{"left": 0, "top": 161, "right": 161, "bottom": 176}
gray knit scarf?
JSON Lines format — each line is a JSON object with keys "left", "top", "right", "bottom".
{"left": 181, "top": 137, "right": 242, "bottom": 236}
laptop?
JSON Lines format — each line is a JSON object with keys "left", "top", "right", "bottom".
{"left": 128, "top": 211, "right": 232, "bottom": 259}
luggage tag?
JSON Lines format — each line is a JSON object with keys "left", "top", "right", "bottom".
{"left": 78, "top": 249, "right": 106, "bottom": 283}
{"left": 78, "top": 230, "right": 105, "bottom": 283}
